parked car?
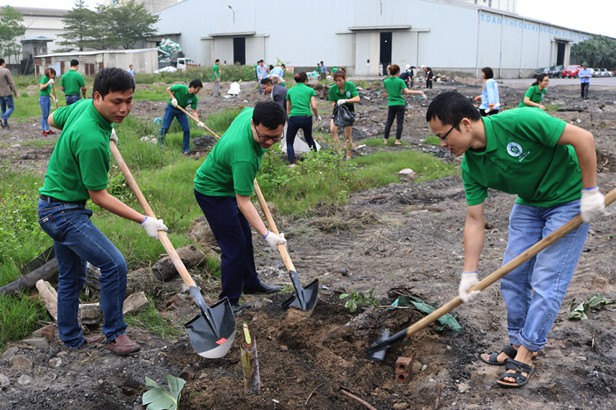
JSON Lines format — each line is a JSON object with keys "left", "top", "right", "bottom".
{"left": 547, "top": 65, "right": 563, "bottom": 78}
{"left": 562, "top": 65, "right": 581, "bottom": 78}
{"left": 595, "top": 68, "right": 612, "bottom": 77}
{"left": 533, "top": 66, "right": 550, "bottom": 78}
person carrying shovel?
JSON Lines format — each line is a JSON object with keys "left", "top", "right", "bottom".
{"left": 193, "top": 100, "right": 287, "bottom": 313}
{"left": 38, "top": 68, "right": 168, "bottom": 355}
{"left": 426, "top": 91, "right": 607, "bottom": 388}
{"left": 158, "top": 79, "right": 204, "bottom": 155}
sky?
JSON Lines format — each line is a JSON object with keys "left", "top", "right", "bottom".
{"left": 4, "top": 0, "right": 616, "bottom": 39}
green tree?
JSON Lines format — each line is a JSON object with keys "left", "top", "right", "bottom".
{"left": 571, "top": 35, "right": 616, "bottom": 68}
{"left": 0, "top": 6, "right": 26, "bottom": 64}
{"left": 103, "top": 0, "right": 159, "bottom": 49}
{"left": 57, "top": 0, "right": 99, "bottom": 51}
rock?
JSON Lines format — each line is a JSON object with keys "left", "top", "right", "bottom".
{"left": 333, "top": 267, "right": 349, "bottom": 276}
{"left": 49, "top": 358, "right": 62, "bottom": 368}
{"left": 457, "top": 383, "right": 470, "bottom": 393}
{"left": 17, "top": 375, "right": 33, "bottom": 385}
{"left": 33, "top": 324, "right": 55, "bottom": 342}
{"left": 9, "top": 356, "right": 33, "bottom": 371}
{"left": 23, "top": 338, "right": 49, "bottom": 349}
{"left": 123, "top": 291, "right": 149, "bottom": 315}
{"left": 399, "top": 168, "right": 417, "bottom": 179}
{"left": 279, "top": 345, "right": 289, "bottom": 352}
{"left": 1, "top": 347, "right": 19, "bottom": 361}
{"left": 0, "top": 373, "right": 9, "bottom": 387}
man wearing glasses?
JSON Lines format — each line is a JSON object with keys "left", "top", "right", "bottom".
{"left": 193, "top": 101, "right": 288, "bottom": 312}
{"left": 426, "top": 91, "right": 606, "bottom": 388}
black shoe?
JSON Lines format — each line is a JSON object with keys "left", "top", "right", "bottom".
{"left": 243, "top": 281, "right": 283, "bottom": 295}
{"left": 230, "top": 301, "right": 251, "bottom": 314}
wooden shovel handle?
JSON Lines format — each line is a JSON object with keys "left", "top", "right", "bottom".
{"left": 252, "top": 180, "right": 296, "bottom": 272}
{"left": 404, "top": 187, "right": 616, "bottom": 339}
{"left": 109, "top": 140, "right": 197, "bottom": 288}
{"left": 175, "top": 104, "right": 221, "bottom": 140}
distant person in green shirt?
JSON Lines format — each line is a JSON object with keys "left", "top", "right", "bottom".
{"left": 518, "top": 73, "right": 549, "bottom": 110}
{"left": 39, "top": 67, "right": 58, "bottom": 136}
{"left": 285, "top": 72, "right": 320, "bottom": 165}
{"left": 60, "top": 59, "right": 87, "bottom": 105}
{"left": 426, "top": 91, "right": 606, "bottom": 388}
{"left": 382, "top": 64, "right": 425, "bottom": 145}
{"left": 158, "top": 79, "right": 204, "bottom": 154}
{"left": 193, "top": 101, "right": 288, "bottom": 312}
{"left": 328, "top": 70, "right": 360, "bottom": 160}
{"left": 212, "top": 59, "right": 221, "bottom": 97}
{"left": 38, "top": 67, "right": 167, "bottom": 355}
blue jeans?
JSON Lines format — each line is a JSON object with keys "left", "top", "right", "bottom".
{"left": 65, "top": 94, "right": 81, "bottom": 105}
{"left": 500, "top": 200, "right": 589, "bottom": 352}
{"left": 38, "top": 198, "right": 128, "bottom": 347}
{"left": 159, "top": 105, "right": 190, "bottom": 152}
{"left": 194, "top": 191, "right": 260, "bottom": 303}
{"left": 286, "top": 115, "right": 317, "bottom": 164}
{"left": 40, "top": 96, "right": 51, "bottom": 131}
{"left": 0, "top": 95, "right": 14, "bottom": 122}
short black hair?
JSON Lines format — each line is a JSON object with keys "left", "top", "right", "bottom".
{"left": 189, "top": 79, "right": 203, "bottom": 89}
{"left": 93, "top": 67, "right": 135, "bottom": 98}
{"left": 0, "top": 58, "right": 4, "bottom": 65}
{"left": 294, "top": 72, "right": 308, "bottom": 83}
{"left": 260, "top": 77, "right": 273, "bottom": 85}
{"left": 253, "top": 100, "right": 287, "bottom": 129}
{"left": 426, "top": 90, "right": 480, "bottom": 125}
{"left": 215, "top": 59, "right": 220, "bottom": 63}
{"left": 481, "top": 67, "right": 494, "bottom": 79}
{"left": 71, "top": 59, "right": 79, "bottom": 67}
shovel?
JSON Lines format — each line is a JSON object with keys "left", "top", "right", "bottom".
{"left": 175, "top": 104, "right": 220, "bottom": 139}
{"left": 252, "top": 181, "right": 319, "bottom": 311}
{"left": 109, "top": 134, "right": 235, "bottom": 359}
{"left": 367, "top": 187, "right": 616, "bottom": 361}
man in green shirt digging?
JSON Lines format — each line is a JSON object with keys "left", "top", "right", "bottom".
{"left": 158, "top": 79, "right": 204, "bottom": 154}
{"left": 194, "top": 101, "right": 287, "bottom": 312}
{"left": 38, "top": 68, "right": 167, "bottom": 355}
{"left": 60, "top": 59, "right": 87, "bottom": 105}
{"left": 426, "top": 91, "right": 606, "bottom": 388}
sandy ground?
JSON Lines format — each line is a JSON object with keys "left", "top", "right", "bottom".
{"left": 1, "top": 77, "right": 615, "bottom": 409}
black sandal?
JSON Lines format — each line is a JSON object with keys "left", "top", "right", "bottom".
{"left": 479, "top": 344, "right": 517, "bottom": 366}
{"left": 496, "top": 359, "right": 535, "bottom": 388}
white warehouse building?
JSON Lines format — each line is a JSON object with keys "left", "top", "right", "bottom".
{"left": 154, "top": 0, "right": 593, "bottom": 78}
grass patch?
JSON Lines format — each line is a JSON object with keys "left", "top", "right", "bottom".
{"left": 125, "top": 300, "right": 181, "bottom": 339}
{"left": 423, "top": 135, "right": 442, "bottom": 146}
{"left": 0, "top": 294, "right": 47, "bottom": 350}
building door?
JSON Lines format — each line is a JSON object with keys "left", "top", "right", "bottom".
{"left": 556, "top": 41, "right": 566, "bottom": 65}
{"left": 233, "top": 37, "right": 245, "bottom": 65}
{"left": 380, "top": 32, "right": 392, "bottom": 73}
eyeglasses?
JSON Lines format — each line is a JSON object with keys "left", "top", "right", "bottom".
{"left": 438, "top": 123, "right": 458, "bottom": 141}
{"left": 253, "top": 124, "right": 282, "bottom": 143}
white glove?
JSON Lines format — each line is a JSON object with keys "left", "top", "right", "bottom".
{"left": 314, "top": 115, "right": 322, "bottom": 123}
{"left": 109, "top": 129, "right": 118, "bottom": 144}
{"left": 197, "top": 121, "right": 205, "bottom": 128}
{"left": 263, "top": 230, "right": 286, "bottom": 251}
{"left": 580, "top": 187, "right": 607, "bottom": 223}
{"left": 336, "top": 99, "right": 347, "bottom": 106}
{"left": 141, "top": 216, "right": 168, "bottom": 239}
{"left": 52, "top": 96, "right": 58, "bottom": 103}
{"left": 48, "top": 79, "right": 55, "bottom": 85}
{"left": 171, "top": 98, "right": 178, "bottom": 107}
{"left": 459, "top": 272, "right": 480, "bottom": 303}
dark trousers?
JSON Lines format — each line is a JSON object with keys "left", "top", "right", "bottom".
{"left": 384, "top": 105, "right": 406, "bottom": 140}
{"left": 286, "top": 115, "right": 317, "bottom": 164}
{"left": 194, "top": 191, "right": 260, "bottom": 303}
{"left": 581, "top": 83, "right": 589, "bottom": 99}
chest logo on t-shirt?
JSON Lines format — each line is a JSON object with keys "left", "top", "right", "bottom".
{"left": 346, "top": 91, "right": 351, "bottom": 97}
{"left": 507, "top": 142, "right": 531, "bottom": 162}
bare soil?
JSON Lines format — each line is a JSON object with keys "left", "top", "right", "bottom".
{"left": 1, "top": 78, "right": 615, "bottom": 409}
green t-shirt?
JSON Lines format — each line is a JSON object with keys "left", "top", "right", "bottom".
{"left": 194, "top": 108, "right": 265, "bottom": 197}
{"left": 169, "top": 84, "right": 198, "bottom": 109}
{"left": 328, "top": 81, "right": 359, "bottom": 102}
{"left": 286, "top": 83, "right": 316, "bottom": 117}
{"left": 518, "top": 85, "right": 546, "bottom": 107}
{"left": 461, "top": 108, "right": 580, "bottom": 207}
{"left": 383, "top": 76, "right": 406, "bottom": 106}
{"left": 61, "top": 69, "right": 85, "bottom": 96}
{"left": 212, "top": 64, "right": 220, "bottom": 81}
{"left": 39, "top": 100, "right": 113, "bottom": 202}
{"left": 40, "top": 75, "right": 52, "bottom": 97}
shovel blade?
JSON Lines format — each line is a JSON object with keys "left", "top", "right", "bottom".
{"left": 282, "top": 277, "right": 319, "bottom": 312}
{"left": 185, "top": 298, "right": 236, "bottom": 359}
{"left": 366, "top": 329, "right": 391, "bottom": 362}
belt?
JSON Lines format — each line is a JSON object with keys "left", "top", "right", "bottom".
{"left": 40, "top": 195, "right": 86, "bottom": 206}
